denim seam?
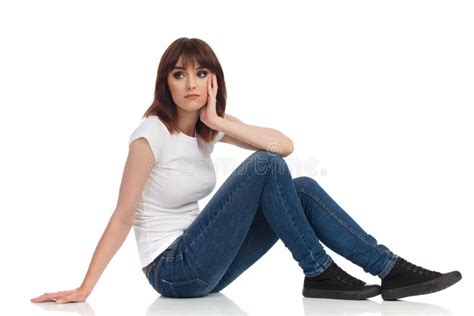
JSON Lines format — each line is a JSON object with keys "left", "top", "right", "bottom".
{"left": 297, "top": 188, "right": 387, "bottom": 256}
{"left": 305, "top": 256, "right": 333, "bottom": 277}
{"left": 269, "top": 171, "right": 323, "bottom": 268}
{"left": 378, "top": 254, "right": 399, "bottom": 279}
{"left": 165, "top": 166, "right": 257, "bottom": 266}
{"left": 161, "top": 279, "right": 178, "bottom": 297}
{"left": 161, "top": 278, "right": 210, "bottom": 297}
{"left": 161, "top": 236, "right": 183, "bottom": 259}
{"left": 182, "top": 172, "right": 254, "bottom": 255}
{"left": 181, "top": 165, "right": 265, "bottom": 278}
{"left": 181, "top": 159, "right": 269, "bottom": 259}
{"left": 154, "top": 256, "right": 165, "bottom": 292}
{"left": 158, "top": 155, "right": 267, "bottom": 285}
{"left": 179, "top": 154, "right": 263, "bottom": 255}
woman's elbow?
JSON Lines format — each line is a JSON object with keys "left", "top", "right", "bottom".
{"left": 281, "top": 138, "right": 294, "bottom": 157}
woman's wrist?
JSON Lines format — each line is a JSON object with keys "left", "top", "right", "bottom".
{"left": 212, "top": 116, "right": 227, "bottom": 132}
{"left": 79, "top": 285, "right": 92, "bottom": 297}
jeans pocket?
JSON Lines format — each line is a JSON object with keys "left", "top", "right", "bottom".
{"left": 160, "top": 277, "right": 210, "bottom": 298}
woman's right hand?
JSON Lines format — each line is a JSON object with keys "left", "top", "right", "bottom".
{"left": 31, "top": 286, "right": 90, "bottom": 304}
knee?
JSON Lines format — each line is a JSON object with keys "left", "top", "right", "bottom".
{"left": 250, "top": 150, "right": 285, "bottom": 161}
{"left": 250, "top": 150, "right": 287, "bottom": 171}
{"left": 238, "top": 150, "right": 289, "bottom": 177}
{"left": 293, "top": 176, "right": 320, "bottom": 191}
{"left": 239, "top": 150, "right": 290, "bottom": 175}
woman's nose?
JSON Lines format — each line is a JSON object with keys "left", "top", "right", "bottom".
{"left": 186, "top": 76, "right": 196, "bottom": 90}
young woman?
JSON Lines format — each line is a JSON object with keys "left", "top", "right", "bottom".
{"left": 31, "top": 37, "right": 462, "bottom": 303}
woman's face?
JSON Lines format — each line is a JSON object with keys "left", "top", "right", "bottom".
{"left": 167, "top": 57, "right": 212, "bottom": 113}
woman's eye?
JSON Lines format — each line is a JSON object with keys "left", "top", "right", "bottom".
{"left": 173, "top": 71, "right": 184, "bottom": 79}
{"left": 197, "top": 70, "right": 208, "bottom": 78}
{"left": 172, "top": 70, "right": 208, "bottom": 79}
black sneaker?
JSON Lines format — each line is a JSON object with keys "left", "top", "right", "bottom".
{"left": 381, "top": 257, "right": 462, "bottom": 300}
{"left": 302, "top": 261, "right": 381, "bottom": 300}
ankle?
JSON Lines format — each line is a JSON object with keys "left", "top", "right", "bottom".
{"left": 306, "top": 261, "right": 335, "bottom": 281}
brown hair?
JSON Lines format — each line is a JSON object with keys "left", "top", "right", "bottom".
{"left": 143, "top": 37, "right": 227, "bottom": 143}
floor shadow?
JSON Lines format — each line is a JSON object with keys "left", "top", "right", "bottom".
{"left": 302, "top": 297, "right": 452, "bottom": 315}
{"left": 146, "top": 292, "right": 247, "bottom": 315}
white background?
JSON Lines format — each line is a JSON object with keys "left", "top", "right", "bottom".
{"left": 1, "top": 0, "right": 472, "bottom": 315}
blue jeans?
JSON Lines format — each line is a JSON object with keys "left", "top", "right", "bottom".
{"left": 144, "top": 150, "right": 398, "bottom": 298}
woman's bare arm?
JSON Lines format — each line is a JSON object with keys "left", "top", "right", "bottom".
{"left": 215, "top": 113, "right": 294, "bottom": 157}
{"left": 31, "top": 137, "right": 155, "bottom": 303}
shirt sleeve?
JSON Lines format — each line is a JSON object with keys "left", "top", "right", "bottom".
{"left": 207, "top": 130, "right": 225, "bottom": 154}
{"left": 128, "top": 119, "right": 164, "bottom": 162}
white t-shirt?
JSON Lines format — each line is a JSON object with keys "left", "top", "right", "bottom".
{"left": 128, "top": 115, "right": 225, "bottom": 268}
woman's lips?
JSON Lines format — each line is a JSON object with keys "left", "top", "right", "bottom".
{"left": 185, "top": 95, "right": 199, "bottom": 100}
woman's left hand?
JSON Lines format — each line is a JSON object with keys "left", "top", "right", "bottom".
{"left": 199, "top": 73, "right": 221, "bottom": 130}
{"left": 31, "top": 286, "right": 90, "bottom": 304}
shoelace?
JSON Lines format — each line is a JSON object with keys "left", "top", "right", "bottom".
{"left": 331, "top": 263, "right": 365, "bottom": 286}
{"left": 398, "top": 257, "right": 438, "bottom": 276}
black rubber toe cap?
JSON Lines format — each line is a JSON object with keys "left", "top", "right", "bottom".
{"left": 382, "top": 270, "right": 462, "bottom": 300}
